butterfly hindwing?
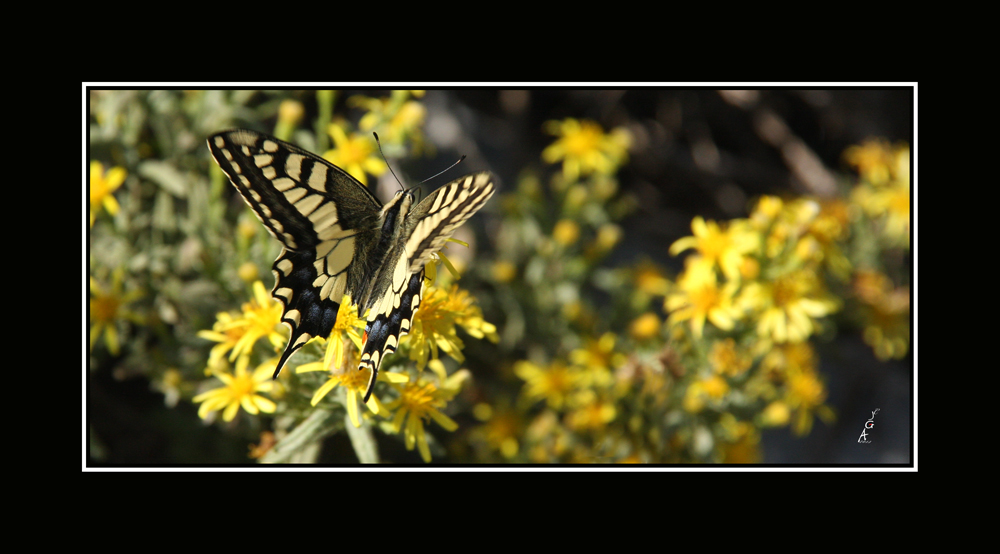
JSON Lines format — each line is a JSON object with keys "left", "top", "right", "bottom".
{"left": 359, "top": 267, "right": 424, "bottom": 402}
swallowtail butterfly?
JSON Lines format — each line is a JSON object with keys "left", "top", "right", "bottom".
{"left": 208, "top": 129, "right": 495, "bottom": 402}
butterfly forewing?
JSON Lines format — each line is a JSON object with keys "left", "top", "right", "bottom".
{"left": 208, "top": 129, "right": 494, "bottom": 403}
{"left": 208, "top": 130, "right": 382, "bottom": 377}
{"left": 403, "top": 173, "right": 496, "bottom": 273}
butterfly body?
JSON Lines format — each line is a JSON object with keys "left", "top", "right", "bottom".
{"left": 208, "top": 129, "right": 494, "bottom": 402}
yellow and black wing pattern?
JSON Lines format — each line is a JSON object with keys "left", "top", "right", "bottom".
{"left": 208, "top": 129, "right": 495, "bottom": 402}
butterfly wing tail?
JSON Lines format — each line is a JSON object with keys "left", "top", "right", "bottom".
{"left": 359, "top": 269, "right": 425, "bottom": 402}
{"left": 269, "top": 248, "right": 344, "bottom": 379}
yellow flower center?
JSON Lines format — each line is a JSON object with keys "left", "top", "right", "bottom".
{"left": 564, "top": 124, "right": 603, "bottom": 155}
{"left": 401, "top": 382, "right": 443, "bottom": 421}
{"left": 91, "top": 295, "right": 120, "bottom": 323}
{"left": 230, "top": 372, "right": 257, "bottom": 399}
{"left": 691, "top": 284, "right": 721, "bottom": 312}
{"left": 342, "top": 366, "right": 371, "bottom": 390}
{"left": 789, "top": 373, "right": 823, "bottom": 405}
{"left": 771, "top": 276, "right": 801, "bottom": 308}
{"left": 699, "top": 228, "right": 728, "bottom": 261}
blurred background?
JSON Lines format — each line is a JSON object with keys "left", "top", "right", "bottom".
{"left": 87, "top": 88, "right": 913, "bottom": 465}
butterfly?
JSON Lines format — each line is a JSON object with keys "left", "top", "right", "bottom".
{"left": 208, "top": 129, "right": 495, "bottom": 402}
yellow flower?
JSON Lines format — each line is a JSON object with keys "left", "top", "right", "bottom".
{"left": 542, "top": 118, "right": 631, "bottom": 182}
{"left": 274, "top": 99, "right": 305, "bottom": 140}
{"left": 492, "top": 260, "right": 518, "bottom": 283}
{"left": 298, "top": 348, "right": 409, "bottom": 427}
{"left": 853, "top": 179, "right": 910, "bottom": 248}
{"left": 565, "top": 391, "right": 616, "bottom": 431}
{"left": 683, "top": 375, "right": 729, "bottom": 413}
{"left": 237, "top": 261, "right": 260, "bottom": 284}
{"left": 670, "top": 217, "right": 757, "bottom": 281}
{"left": 588, "top": 223, "right": 623, "bottom": 258}
{"left": 665, "top": 257, "right": 740, "bottom": 338}
{"left": 323, "top": 295, "right": 367, "bottom": 370}
{"left": 760, "top": 401, "right": 791, "bottom": 427}
{"left": 89, "top": 268, "right": 143, "bottom": 355}
{"left": 198, "top": 281, "right": 285, "bottom": 367}
{"left": 444, "top": 285, "right": 499, "bottom": 344}
{"left": 845, "top": 140, "right": 910, "bottom": 247}
{"left": 629, "top": 312, "right": 661, "bottom": 341}
{"left": 801, "top": 199, "right": 853, "bottom": 279}
{"left": 322, "top": 123, "right": 386, "bottom": 186}
{"left": 570, "top": 332, "right": 624, "bottom": 389}
{"left": 747, "top": 271, "right": 839, "bottom": 343}
{"left": 241, "top": 280, "right": 287, "bottom": 350}
{"left": 750, "top": 195, "right": 785, "bottom": 228}
{"left": 406, "top": 284, "right": 497, "bottom": 370}
{"left": 709, "top": 338, "right": 752, "bottom": 377}
{"left": 762, "top": 198, "right": 823, "bottom": 262}
{"left": 89, "top": 161, "right": 126, "bottom": 227}
{"left": 552, "top": 219, "right": 580, "bottom": 246}
{"left": 719, "top": 421, "right": 761, "bottom": 464}
{"left": 514, "top": 359, "right": 580, "bottom": 410}
{"left": 351, "top": 91, "right": 427, "bottom": 152}
{"left": 193, "top": 355, "right": 277, "bottom": 422}
{"left": 384, "top": 374, "right": 463, "bottom": 462}
{"left": 197, "top": 311, "right": 246, "bottom": 369}
{"left": 152, "top": 368, "right": 187, "bottom": 408}
{"left": 760, "top": 342, "right": 816, "bottom": 380}
{"left": 785, "top": 366, "right": 834, "bottom": 436}
{"left": 758, "top": 342, "right": 834, "bottom": 435}
{"left": 278, "top": 99, "right": 305, "bottom": 125}
{"left": 293, "top": 294, "right": 406, "bottom": 425}
{"left": 844, "top": 138, "right": 895, "bottom": 185}
{"left": 861, "top": 296, "right": 910, "bottom": 360}
{"left": 406, "top": 285, "right": 462, "bottom": 368}
{"left": 853, "top": 271, "right": 909, "bottom": 360}
{"left": 632, "top": 258, "right": 671, "bottom": 297}
{"left": 471, "top": 402, "right": 521, "bottom": 459}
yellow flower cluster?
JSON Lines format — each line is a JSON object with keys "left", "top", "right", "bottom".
{"left": 847, "top": 139, "right": 910, "bottom": 248}
{"left": 405, "top": 282, "right": 499, "bottom": 370}
{"left": 194, "top": 273, "right": 496, "bottom": 463}
{"left": 196, "top": 281, "right": 285, "bottom": 370}
{"left": 844, "top": 139, "right": 911, "bottom": 359}
{"left": 488, "top": 119, "right": 639, "bottom": 461}
{"left": 668, "top": 198, "right": 842, "bottom": 348}
{"left": 490, "top": 125, "right": 909, "bottom": 463}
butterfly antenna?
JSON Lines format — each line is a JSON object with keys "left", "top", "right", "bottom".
{"left": 373, "top": 132, "right": 405, "bottom": 191}
{"left": 420, "top": 155, "right": 466, "bottom": 184}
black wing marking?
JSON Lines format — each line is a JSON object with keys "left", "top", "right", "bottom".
{"left": 358, "top": 268, "right": 424, "bottom": 403}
